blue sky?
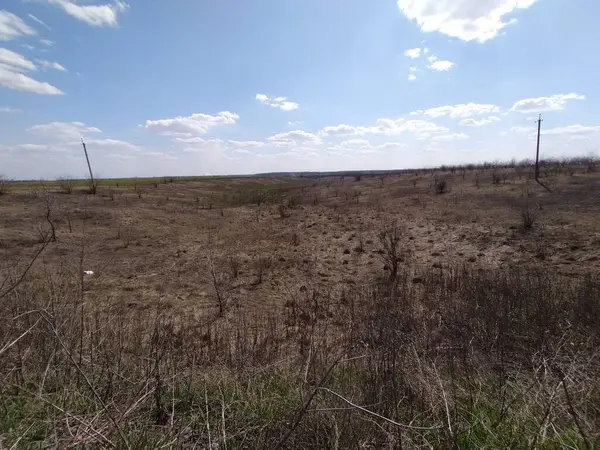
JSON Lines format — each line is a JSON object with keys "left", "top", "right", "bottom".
{"left": 1, "top": 0, "right": 600, "bottom": 179}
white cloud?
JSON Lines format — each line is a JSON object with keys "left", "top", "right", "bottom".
{"left": 415, "top": 103, "right": 500, "bottom": 118}
{"left": 543, "top": 125, "right": 600, "bottom": 136}
{"left": 510, "top": 125, "right": 535, "bottom": 133}
{"left": 404, "top": 47, "right": 421, "bottom": 58}
{"left": 83, "top": 138, "right": 140, "bottom": 152}
{"left": 144, "top": 111, "right": 239, "bottom": 136}
{"left": 40, "top": 39, "right": 55, "bottom": 47}
{"left": 0, "top": 48, "right": 64, "bottom": 95}
{"left": 0, "top": 48, "right": 37, "bottom": 71}
{"left": 228, "top": 140, "right": 265, "bottom": 149}
{"left": 459, "top": 116, "right": 501, "bottom": 127}
{"left": 319, "top": 124, "right": 375, "bottom": 137}
{"left": 28, "top": 14, "right": 51, "bottom": 31}
{"left": 28, "top": 121, "right": 101, "bottom": 140}
{"left": 510, "top": 93, "right": 585, "bottom": 113}
{"left": 0, "top": 106, "right": 22, "bottom": 113}
{"left": 21, "top": 44, "right": 35, "bottom": 51}
{"left": 268, "top": 130, "right": 322, "bottom": 147}
{"left": 320, "top": 119, "right": 448, "bottom": 139}
{"left": 175, "top": 138, "right": 225, "bottom": 153}
{"left": 428, "top": 59, "right": 454, "bottom": 71}
{"left": 376, "top": 119, "right": 449, "bottom": 138}
{"left": 0, "top": 63, "right": 63, "bottom": 95}
{"left": 48, "top": 0, "right": 129, "bottom": 27}
{"left": 255, "top": 94, "right": 299, "bottom": 112}
{"left": 0, "top": 11, "right": 37, "bottom": 41}
{"left": 430, "top": 133, "right": 470, "bottom": 142}
{"left": 408, "top": 73, "right": 417, "bottom": 81}
{"left": 328, "top": 139, "right": 406, "bottom": 155}
{"left": 37, "top": 59, "right": 67, "bottom": 71}
{"left": 397, "top": 0, "right": 538, "bottom": 43}
{"left": 409, "top": 66, "right": 417, "bottom": 72}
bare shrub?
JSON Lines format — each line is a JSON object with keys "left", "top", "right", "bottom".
{"left": 291, "top": 232, "right": 300, "bottom": 246}
{"left": 58, "top": 177, "right": 75, "bottom": 194}
{"left": 492, "top": 172, "right": 502, "bottom": 184}
{"left": 253, "top": 255, "right": 272, "bottom": 285}
{"left": 208, "top": 250, "right": 228, "bottom": 315}
{"left": 434, "top": 178, "right": 448, "bottom": 195}
{"left": 86, "top": 175, "right": 98, "bottom": 195}
{"left": 378, "top": 222, "right": 403, "bottom": 280}
{"left": 228, "top": 254, "right": 241, "bottom": 279}
{"left": 277, "top": 203, "right": 288, "bottom": 218}
{"left": 0, "top": 176, "right": 11, "bottom": 195}
{"left": 518, "top": 202, "right": 542, "bottom": 229}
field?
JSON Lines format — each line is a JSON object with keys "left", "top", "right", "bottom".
{"left": 1, "top": 160, "right": 599, "bottom": 449}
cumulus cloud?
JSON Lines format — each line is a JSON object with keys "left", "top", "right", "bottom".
{"left": 396, "top": 0, "right": 538, "bottom": 43}
{"left": 47, "top": 0, "right": 129, "bottom": 27}
{"left": 319, "top": 124, "right": 375, "bottom": 137}
{"left": 543, "top": 125, "right": 600, "bottom": 136}
{"left": 408, "top": 73, "right": 417, "bottom": 81}
{"left": 268, "top": 130, "right": 322, "bottom": 147}
{"left": 228, "top": 140, "right": 265, "bottom": 149}
{"left": 415, "top": 103, "right": 500, "bottom": 118}
{"left": 430, "top": 133, "right": 470, "bottom": 142}
{"left": 404, "top": 47, "right": 421, "bottom": 58}
{"left": 429, "top": 59, "right": 454, "bottom": 71}
{"left": 510, "top": 93, "right": 585, "bottom": 113}
{"left": 328, "top": 139, "right": 405, "bottom": 155}
{"left": 144, "top": 111, "right": 239, "bottom": 136}
{"left": 28, "top": 121, "right": 101, "bottom": 140}
{"left": 255, "top": 94, "right": 299, "bottom": 112}
{"left": 0, "top": 48, "right": 63, "bottom": 95}
{"left": 0, "top": 11, "right": 37, "bottom": 41}
{"left": 459, "top": 116, "right": 501, "bottom": 127}
{"left": 319, "top": 119, "right": 448, "bottom": 139}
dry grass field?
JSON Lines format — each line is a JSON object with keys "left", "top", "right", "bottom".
{"left": 1, "top": 159, "right": 599, "bottom": 448}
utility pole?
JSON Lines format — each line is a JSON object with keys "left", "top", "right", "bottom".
{"left": 533, "top": 114, "right": 551, "bottom": 192}
{"left": 81, "top": 139, "right": 96, "bottom": 194}
{"left": 534, "top": 114, "right": 543, "bottom": 179}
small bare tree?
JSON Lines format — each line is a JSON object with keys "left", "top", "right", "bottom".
{"left": 378, "top": 222, "right": 402, "bottom": 280}
{"left": 518, "top": 202, "right": 542, "bottom": 230}
{"left": 434, "top": 178, "right": 449, "bottom": 195}
{"left": 0, "top": 176, "right": 11, "bottom": 195}
{"left": 58, "top": 177, "right": 75, "bottom": 194}
{"left": 253, "top": 255, "right": 272, "bottom": 285}
{"left": 44, "top": 194, "right": 57, "bottom": 242}
{"left": 208, "top": 250, "right": 227, "bottom": 316}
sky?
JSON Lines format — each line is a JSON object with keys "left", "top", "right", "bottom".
{"left": 1, "top": 0, "right": 600, "bottom": 179}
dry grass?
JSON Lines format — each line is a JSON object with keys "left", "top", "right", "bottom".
{"left": 1, "top": 159, "right": 600, "bottom": 448}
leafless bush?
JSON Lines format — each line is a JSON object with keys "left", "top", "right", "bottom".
{"left": 0, "top": 176, "right": 11, "bottom": 195}
{"left": 277, "top": 203, "right": 288, "bottom": 218}
{"left": 58, "top": 177, "right": 75, "bottom": 194}
{"left": 208, "top": 250, "right": 228, "bottom": 315}
{"left": 518, "top": 202, "right": 542, "bottom": 229}
{"left": 44, "top": 195, "right": 56, "bottom": 242}
{"left": 253, "top": 255, "right": 272, "bottom": 285}
{"left": 492, "top": 172, "right": 502, "bottom": 184}
{"left": 434, "top": 178, "right": 448, "bottom": 195}
{"left": 378, "top": 222, "right": 403, "bottom": 280}
{"left": 86, "top": 175, "right": 98, "bottom": 195}
{"left": 228, "top": 254, "right": 241, "bottom": 279}
{"left": 291, "top": 232, "right": 300, "bottom": 246}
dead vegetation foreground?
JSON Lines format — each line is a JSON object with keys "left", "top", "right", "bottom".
{"left": 1, "top": 159, "right": 600, "bottom": 448}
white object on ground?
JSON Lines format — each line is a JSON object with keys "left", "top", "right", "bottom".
{"left": 83, "top": 271, "right": 94, "bottom": 276}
